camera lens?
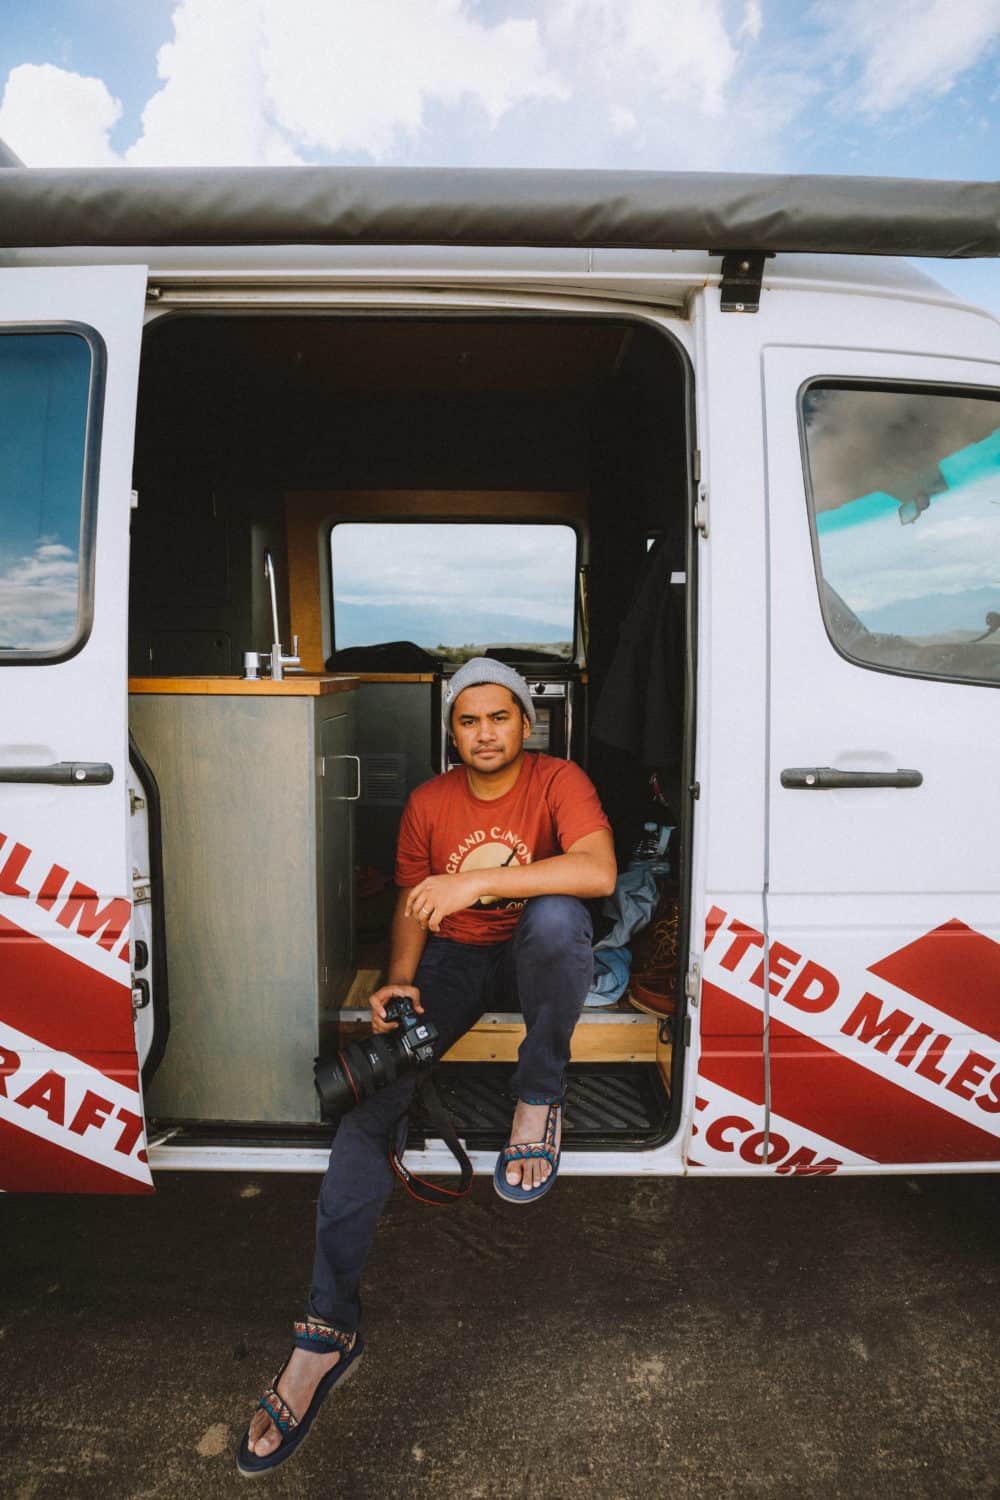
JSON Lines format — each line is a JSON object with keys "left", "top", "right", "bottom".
{"left": 315, "top": 1032, "right": 407, "bottom": 1120}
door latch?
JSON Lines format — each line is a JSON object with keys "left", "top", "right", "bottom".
{"left": 684, "top": 961, "right": 701, "bottom": 1008}
{"left": 694, "top": 487, "right": 709, "bottom": 539}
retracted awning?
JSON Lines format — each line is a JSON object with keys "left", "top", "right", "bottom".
{"left": 0, "top": 165, "right": 997, "bottom": 257}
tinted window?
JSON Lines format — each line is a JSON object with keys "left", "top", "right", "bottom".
{"left": 801, "top": 384, "right": 1000, "bottom": 685}
{"left": 331, "top": 522, "right": 577, "bottom": 662}
{"left": 0, "top": 332, "right": 93, "bottom": 659}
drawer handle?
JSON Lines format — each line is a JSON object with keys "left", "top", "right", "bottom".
{"left": 326, "top": 754, "right": 361, "bottom": 801}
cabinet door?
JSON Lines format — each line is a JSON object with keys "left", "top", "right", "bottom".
{"left": 319, "top": 708, "right": 357, "bottom": 1010}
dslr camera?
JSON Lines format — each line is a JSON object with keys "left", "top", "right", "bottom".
{"left": 314, "top": 994, "right": 438, "bottom": 1120}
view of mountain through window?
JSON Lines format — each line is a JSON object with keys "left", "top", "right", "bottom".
{"left": 331, "top": 522, "right": 576, "bottom": 662}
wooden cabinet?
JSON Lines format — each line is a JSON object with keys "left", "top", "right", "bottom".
{"left": 129, "top": 678, "right": 356, "bottom": 1123}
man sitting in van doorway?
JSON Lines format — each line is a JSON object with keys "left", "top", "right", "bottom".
{"left": 240, "top": 658, "right": 616, "bottom": 1473}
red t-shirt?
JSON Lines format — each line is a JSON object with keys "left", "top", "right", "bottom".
{"left": 395, "top": 753, "right": 611, "bottom": 945}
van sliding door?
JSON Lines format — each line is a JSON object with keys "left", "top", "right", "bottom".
{"left": 762, "top": 345, "right": 1000, "bottom": 1173}
{"left": 0, "top": 266, "right": 151, "bottom": 1192}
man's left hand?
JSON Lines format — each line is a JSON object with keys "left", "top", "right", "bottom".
{"left": 405, "top": 872, "right": 482, "bottom": 932}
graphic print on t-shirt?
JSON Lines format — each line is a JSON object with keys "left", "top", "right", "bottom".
{"left": 395, "top": 753, "right": 610, "bottom": 944}
{"left": 446, "top": 824, "right": 532, "bottom": 910}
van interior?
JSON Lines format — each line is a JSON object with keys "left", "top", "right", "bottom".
{"left": 126, "top": 314, "right": 693, "bottom": 1156}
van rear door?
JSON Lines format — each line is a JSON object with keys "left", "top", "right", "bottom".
{"left": 762, "top": 344, "right": 1000, "bottom": 1172}
{"left": 0, "top": 266, "right": 151, "bottom": 1192}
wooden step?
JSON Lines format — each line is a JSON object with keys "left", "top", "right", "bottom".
{"left": 338, "top": 1007, "right": 670, "bottom": 1077}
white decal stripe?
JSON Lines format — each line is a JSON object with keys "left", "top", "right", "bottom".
{"left": 0, "top": 1018, "right": 150, "bottom": 1186}
{"left": 704, "top": 916, "right": 1000, "bottom": 1138}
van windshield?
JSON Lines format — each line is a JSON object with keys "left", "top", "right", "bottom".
{"left": 330, "top": 521, "right": 577, "bottom": 663}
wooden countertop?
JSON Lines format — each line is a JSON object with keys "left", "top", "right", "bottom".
{"left": 128, "top": 675, "right": 358, "bottom": 697}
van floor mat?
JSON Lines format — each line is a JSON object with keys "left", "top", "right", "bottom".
{"left": 410, "top": 1062, "right": 671, "bottom": 1151}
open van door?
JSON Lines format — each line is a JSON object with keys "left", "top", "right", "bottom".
{"left": 0, "top": 266, "right": 151, "bottom": 1192}
{"left": 762, "top": 344, "right": 1000, "bottom": 1172}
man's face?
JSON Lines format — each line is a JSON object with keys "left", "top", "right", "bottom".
{"left": 451, "top": 683, "right": 530, "bottom": 774}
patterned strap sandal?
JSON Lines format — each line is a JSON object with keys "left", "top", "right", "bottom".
{"left": 493, "top": 1099, "right": 562, "bottom": 1204}
{"left": 235, "top": 1318, "right": 364, "bottom": 1477}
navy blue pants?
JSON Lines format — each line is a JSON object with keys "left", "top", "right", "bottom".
{"left": 307, "top": 894, "right": 593, "bottom": 1330}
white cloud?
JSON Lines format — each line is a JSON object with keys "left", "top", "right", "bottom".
{"left": 126, "top": 0, "right": 299, "bottom": 165}
{"left": 810, "top": 0, "right": 1000, "bottom": 116}
{"left": 0, "top": 0, "right": 824, "bottom": 177}
{"left": 121, "top": 0, "right": 563, "bottom": 166}
{"left": 739, "top": 1, "right": 763, "bottom": 44}
{"left": 262, "top": 0, "right": 564, "bottom": 158}
{"left": 609, "top": 104, "right": 638, "bottom": 135}
{"left": 547, "top": 0, "right": 739, "bottom": 116}
{"left": 0, "top": 539, "right": 79, "bottom": 651}
{"left": 0, "top": 63, "right": 122, "bottom": 167}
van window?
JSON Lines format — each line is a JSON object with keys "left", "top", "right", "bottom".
{"left": 0, "top": 331, "right": 95, "bottom": 661}
{"left": 801, "top": 383, "right": 1000, "bottom": 685}
{"left": 330, "top": 521, "right": 577, "bottom": 662}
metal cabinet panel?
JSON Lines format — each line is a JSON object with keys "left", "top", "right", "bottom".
{"left": 130, "top": 690, "right": 354, "bottom": 1122}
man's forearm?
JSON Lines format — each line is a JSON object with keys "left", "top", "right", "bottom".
{"left": 473, "top": 849, "right": 615, "bottom": 902}
{"left": 387, "top": 892, "right": 428, "bottom": 984}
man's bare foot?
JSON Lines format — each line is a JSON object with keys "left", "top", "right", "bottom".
{"left": 504, "top": 1099, "right": 561, "bottom": 1192}
{"left": 247, "top": 1345, "right": 342, "bottom": 1457}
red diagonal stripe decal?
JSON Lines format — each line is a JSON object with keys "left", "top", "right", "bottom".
{"left": 868, "top": 920, "right": 1000, "bottom": 1043}
{"left": 0, "top": 1117, "right": 152, "bottom": 1195}
{"left": 0, "top": 914, "right": 135, "bottom": 1059}
{"left": 703, "top": 979, "right": 999, "bottom": 1164}
{"left": 770, "top": 1020, "right": 999, "bottom": 1163}
{"left": 699, "top": 984, "right": 766, "bottom": 1103}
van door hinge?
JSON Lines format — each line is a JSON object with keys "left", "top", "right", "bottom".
{"left": 132, "top": 978, "right": 150, "bottom": 1015}
{"left": 694, "top": 487, "right": 709, "bottom": 539}
{"left": 130, "top": 489, "right": 139, "bottom": 510}
{"left": 685, "top": 961, "right": 701, "bottom": 1008}
{"left": 683, "top": 1015, "right": 692, "bottom": 1047}
{"left": 692, "top": 448, "right": 701, "bottom": 483}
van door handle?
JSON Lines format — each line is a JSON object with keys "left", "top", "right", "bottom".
{"left": 780, "top": 767, "right": 922, "bottom": 790}
{"left": 0, "top": 761, "right": 114, "bottom": 786}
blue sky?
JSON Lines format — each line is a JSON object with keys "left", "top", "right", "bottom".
{"left": 0, "top": 1, "right": 998, "bottom": 313}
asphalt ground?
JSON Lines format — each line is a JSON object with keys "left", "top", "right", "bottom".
{"left": 1, "top": 1168, "right": 999, "bottom": 1500}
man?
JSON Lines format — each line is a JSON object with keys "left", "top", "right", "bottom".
{"left": 239, "top": 659, "right": 616, "bottom": 1475}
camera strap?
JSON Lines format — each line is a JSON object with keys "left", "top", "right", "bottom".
{"left": 389, "top": 1073, "right": 474, "bottom": 1206}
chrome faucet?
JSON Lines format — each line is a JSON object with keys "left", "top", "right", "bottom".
{"left": 262, "top": 548, "right": 300, "bottom": 680}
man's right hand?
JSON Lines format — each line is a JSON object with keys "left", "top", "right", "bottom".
{"left": 369, "top": 983, "right": 423, "bottom": 1034}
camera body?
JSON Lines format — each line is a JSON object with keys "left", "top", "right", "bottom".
{"left": 314, "top": 994, "right": 439, "bottom": 1120}
{"left": 382, "top": 994, "right": 436, "bottom": 1065}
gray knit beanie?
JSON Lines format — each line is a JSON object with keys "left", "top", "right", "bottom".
{"left": 443, "top": 658, "right": 536, "bottom": 730}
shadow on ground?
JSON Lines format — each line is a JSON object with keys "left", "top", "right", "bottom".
{"left": 1, "top": 1170, "right": 999, "bottom": 1499}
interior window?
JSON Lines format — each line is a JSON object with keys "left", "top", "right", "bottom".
{"left": 0, "top": 331, "right": 94, "bottom": 660}
{"left": 330, "top": 521, "right": 577, "bottom": 662}
{"left": 801, "top": 383, "right": 1000, "bottom": 685}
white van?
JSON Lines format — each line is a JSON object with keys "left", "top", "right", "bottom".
{"left": 1, "top": 162, "right": 998, "bottom": 1194}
